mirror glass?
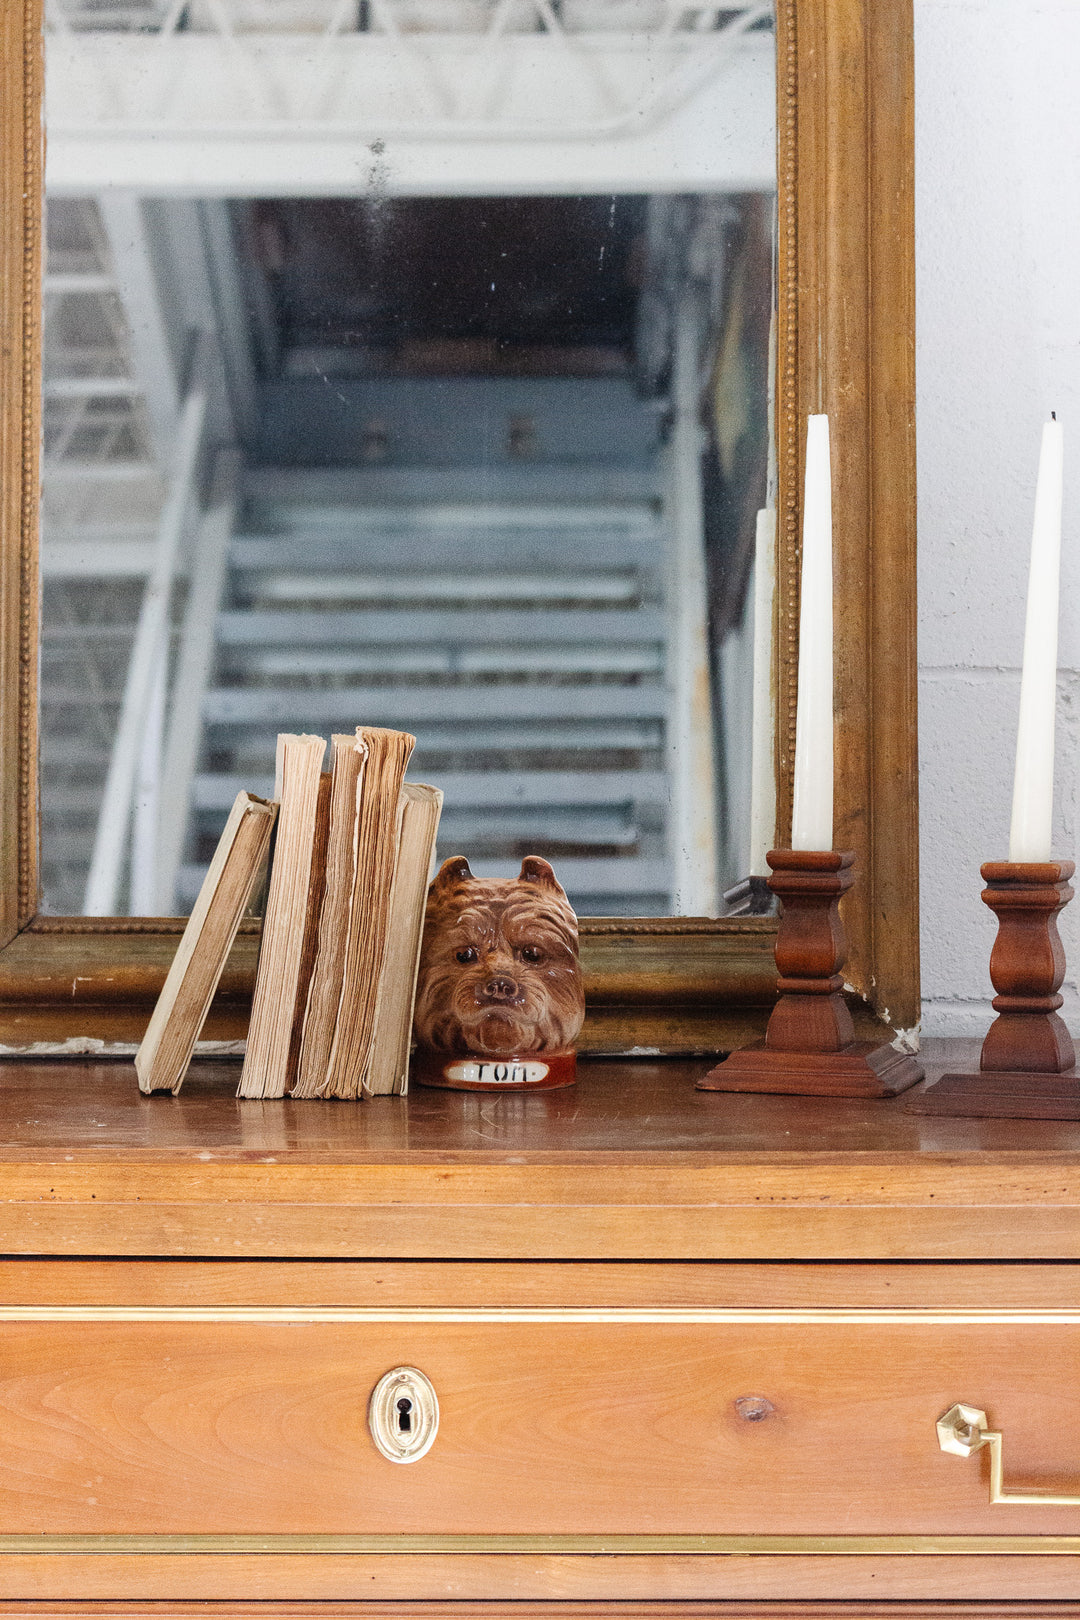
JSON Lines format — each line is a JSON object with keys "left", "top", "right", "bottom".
{"left": 41, "top": 0, "right": 776, "bottom": 920}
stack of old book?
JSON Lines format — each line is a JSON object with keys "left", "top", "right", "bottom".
{"left": 135, "top": 727, "right": 442, "bottom": 1101}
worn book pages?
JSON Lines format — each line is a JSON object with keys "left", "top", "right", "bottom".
{"left": 318, "top": 725, "right": 415, "bottom": 1099}
{"left": 364, "top": 783, "right": 443, "bottom": 1097}
{"left": 292, "top": 733, "right": 368, "bottom": 1099}
{"left": 238, "top": 732, "right": 326, "bottom": 1099}
{"left": 135, "top": 792, "right": 276, "bottom": 1096}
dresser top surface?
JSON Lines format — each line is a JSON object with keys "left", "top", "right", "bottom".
{"left": 1, "top": 1043, "right": 1078, "bottom": 1257}
{"left": 0, "top": 1041, "right": 1077, "bottom": 1164}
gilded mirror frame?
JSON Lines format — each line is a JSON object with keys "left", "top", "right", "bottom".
{"left": 0, "top": 0, "right": 917, "bottom": 1053}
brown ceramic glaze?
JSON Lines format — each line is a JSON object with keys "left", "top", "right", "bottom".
{"left": 413, "top": 857, "right": 584, "bottom": 1089}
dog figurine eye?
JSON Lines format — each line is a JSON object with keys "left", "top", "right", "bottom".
{"left": 455, "top": 947, "right": 479, "bottom": 965}
{"left": 519, "top": 945, "right": 544, "bottom": 964}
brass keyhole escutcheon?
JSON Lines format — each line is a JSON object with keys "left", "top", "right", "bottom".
{"left": 369, "top": 1367, "right": 439, "bottom": 1463}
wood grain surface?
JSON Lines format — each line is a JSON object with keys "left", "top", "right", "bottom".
{"left": 0, "top": 0, "right": 40, "bottom": 948}
{"left": 2, "top": 1554, "right": 1080, "bottom": 1604}
{"left": 0, "top": 1034, "right": 1072, "bottom": 1608}
{"left": 0, "top": 1317, "right": 1079, "bottom": 1535}
{"left": 0, "top": 1047, "right": 1076, "bottom": 1257}
{"left": 778, "top": 0, "right": 919, "bottom": 1026}
{"left": 4, "top": 1260, "right": 1080, "bottom": 1310}
{"left": 2, "top": 1610, "right": 1080, "bottom": 1620}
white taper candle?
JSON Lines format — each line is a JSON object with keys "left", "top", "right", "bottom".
{"left": 1009, "top": 416, "right": 1065, "bottom": 862}
{"left": 790, "top": 414, "right": 834, "bottom": 851}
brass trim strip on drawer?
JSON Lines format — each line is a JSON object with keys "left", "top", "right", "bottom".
{"left": 0, "top": 1535, "right": 1079, "bottom": 1556}
{"left": 0, "top": 1307, "right": 1079, "bottom": 1324}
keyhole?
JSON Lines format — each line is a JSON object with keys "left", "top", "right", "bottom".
{"left": 369, "top": 1368, "right": 438, "bottom": 1463}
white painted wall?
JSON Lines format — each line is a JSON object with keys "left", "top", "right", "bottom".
{"left": 916, "top": 0, "right": 1080, "bottom": 1033}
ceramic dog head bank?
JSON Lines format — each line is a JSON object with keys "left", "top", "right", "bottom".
{"left": 412, "top": 855, "right": 585, "bottom": 1091}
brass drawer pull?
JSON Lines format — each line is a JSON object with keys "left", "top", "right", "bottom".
{"left": 937, "top": 1403, "right": 1080, "bottom": 1506}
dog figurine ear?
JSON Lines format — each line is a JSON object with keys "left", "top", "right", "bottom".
{"left": 518, "top": 855, "right": 564, "bottom": 892}
{"left": 431, "top": 855, "right": 474, "bottom": 891}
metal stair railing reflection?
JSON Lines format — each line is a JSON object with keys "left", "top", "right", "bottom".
{"left": 153, "top": 449, "right": 242, "bottom": 917}
{"left": 82, "top": 347, "right": 211, "bottom": 915}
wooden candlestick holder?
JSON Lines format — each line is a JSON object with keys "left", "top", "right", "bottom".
{"left": 698, "top": 848, "right": 924, "bottom": 1098}
{"left": 908, "top": 860, "right": 1080, "bottom": 1119}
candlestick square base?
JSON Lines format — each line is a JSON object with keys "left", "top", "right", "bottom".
{"left": 908, "top": 1069, "right": 1080, "bottom": 1119}
{"left": 699, "top": 1040, "right": 924, "bottom": 1098}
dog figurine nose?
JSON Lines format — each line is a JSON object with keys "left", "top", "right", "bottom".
{"left": 485, "top": 976, "right": 519, "bottom": 1001}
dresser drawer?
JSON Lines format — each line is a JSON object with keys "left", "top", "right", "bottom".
{"left": 0, "top": 1306, "right": 1079, "bottom": 1535}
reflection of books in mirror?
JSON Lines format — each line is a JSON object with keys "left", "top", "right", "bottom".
{"left": 238, "top": 732, "right": 327, "bottom": 1100}
{"left": 365, "top": 782, "right": 444, "bottom": 1097}
{"left": 135, "top": 792, "right": 277, "bottom": 1096}
{"left": 244, "top": 822, "right": 275, "bottom": 921}
{"left": 283, "top": 765, "right": 333, "bottom": 1090}
{"left": 311, "top": 725, "right": 416, "bottom": 1100}
{"left": 292, "top": 732, "right": 369, "bottom": 1099}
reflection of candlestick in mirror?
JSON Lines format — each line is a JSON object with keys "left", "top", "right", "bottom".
{"left": 790, "top": 414, "right": 833, "bottom": 852}
{"left": 1009, "top": 417, "right": 1065, "bottom": 863}
{"left": 747, "top": 506, "right": 777, "bottom": 877}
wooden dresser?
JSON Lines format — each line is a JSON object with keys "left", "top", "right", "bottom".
{"left": 0, "top": 1042, "right": 1078, "bottom": 1616}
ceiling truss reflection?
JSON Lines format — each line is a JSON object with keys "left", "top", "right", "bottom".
{"left": 45, "top": 1, "right": 775, "bottom": 195}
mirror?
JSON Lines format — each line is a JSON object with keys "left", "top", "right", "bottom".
{"left": 39, "top": 2, "right": 777, "bottom": 922}
{"left": 0, "top": 0, "right": 919, "bottom": 1047}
